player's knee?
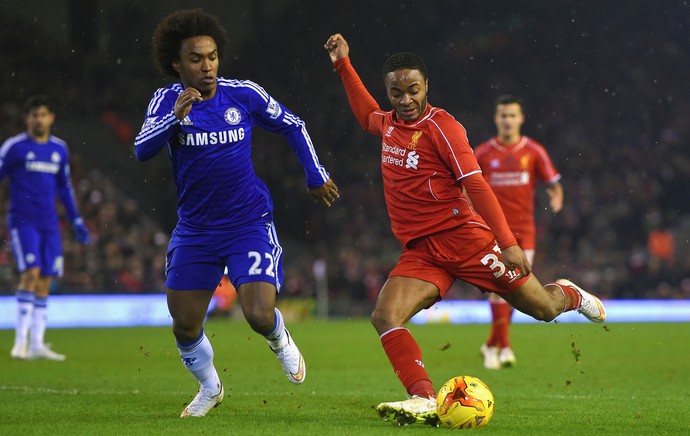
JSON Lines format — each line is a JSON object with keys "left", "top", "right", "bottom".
{"left": 370, "top": 307, "right": 399, "bottom": 333}
{"left": 533, "top": 305, "right": 559, "bottom": 322}
{"left": 19, "top": 267, "right": 41, "bottom": 289}
{"left": 171, "top": 323, "right": 202, "bottom": 344}
{"left": 243, "top": 306, "right": 273, "bottom": 334}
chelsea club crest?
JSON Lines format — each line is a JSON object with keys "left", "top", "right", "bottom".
{"left": 224, "top": 107, "right": 241, "bottom": 125}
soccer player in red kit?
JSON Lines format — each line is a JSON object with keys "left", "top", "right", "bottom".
{"left": 475, "top": 95, "right": 564, "bottom": 370}
{"left": 324, "top": 33, "right": 605, "bottom": 426}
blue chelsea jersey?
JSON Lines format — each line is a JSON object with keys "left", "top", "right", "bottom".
{"left": 0, "top": 132, "right": 80, "bottom": 230}
{"left": 134, "top": 78, "right": 330, "bottom": 234}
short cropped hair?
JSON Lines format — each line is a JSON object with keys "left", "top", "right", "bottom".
{"left": 495, "top": 95, "right": 523, "bottom": 109}
{"left": 151, "top": 8, "right": 229, "bottom": 78}
{"left": 382, "top": 52, "right": 428, "bottom": 82}
{"left": 23, "top": 95, "right": 52, "bottom": 114}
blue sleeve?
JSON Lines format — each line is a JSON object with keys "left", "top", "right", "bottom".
{"left": 134, "top": 88, "right": 180, "bottom": 161}
{"left": 0, "top": 139, "right": 14, "bottom": 181}
{"left": 247, "top": 83, "right": 330, "bottom": 188}
{"left": 56, "top": 151, "right": 80, "bottom": 222}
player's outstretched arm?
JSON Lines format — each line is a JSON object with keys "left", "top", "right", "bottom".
{"left": 308, "top": 178, "right": 340, "bottom": 207}
{"left": 324, "top": 33, "right": 381, "bottom": 135}
{"left": 324, "top": 33, "right": 350, "bottom": 63}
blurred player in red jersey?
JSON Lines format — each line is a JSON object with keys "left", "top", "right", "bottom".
{"left": 475, "top": 95, "right": 564, "bottom": 370}
{"left": 324, "top": 33, "right": 604, "bottom": 426}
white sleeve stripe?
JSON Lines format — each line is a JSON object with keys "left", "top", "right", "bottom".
{"left": 279, "top": 112, "right": 327, "bottom": 180}
{"left": 428, "top": 118, "right": 468, "bottom": 177}
{"left": 147, "top": 88, "right": 167, "bottom": 115}
{"left": 134, "top": 112, "right": 178, "bottom": 145}
{"left": 283, "top": 112, "right": 304, "bottom": 127}
{"left": 219, "top": 78, "right": 270, "bottom": 103}
{"left": 0, "top": 134, "right": 25, "bottom": 158}
{"left": 299, "top": 123, "right": 329, "bottom": 181}
{"left": 280, "top": 113, "right": 328, "bottom": 181}
{"left": 147, "top": 86, "right": 183, "bottom": 115}
{"left": 455, "top": 169, "right": 482, "bottom": 181}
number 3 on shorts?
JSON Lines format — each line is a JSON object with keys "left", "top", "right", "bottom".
{"left": 480, "top": 244, "right": 506, "bottom": 278}
{"left": 247, "top": 251, "right": 275, "bottom": 277}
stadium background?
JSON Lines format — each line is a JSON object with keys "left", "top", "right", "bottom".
{"left": 1, "top": 0, "right": 688, "bottom": 317}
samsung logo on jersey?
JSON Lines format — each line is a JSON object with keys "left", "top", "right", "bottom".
{"left": 25, "top": 161, "right": 60, "bottom": 174}
{"left": 179, "top": 128, "right": 245, "bottom": 146}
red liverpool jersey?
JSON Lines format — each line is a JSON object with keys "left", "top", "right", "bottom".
{"left": 365, "top": 105, "right": 488, "bottom": 246}
{"left": 474, "top": 136, "right": 560, "bottom": 248}
{"left": 333, "top": 57, "right": 520, "bottom": 248}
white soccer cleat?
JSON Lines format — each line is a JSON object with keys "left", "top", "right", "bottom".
{"left": 498, "top": 347, "right": 517, "bottom": 367}
{"left": 376, "top": 395, "right": 439, "bottom": 426}
{"left": 557, "top": 278, "right": 607, "bottom": 323}
{"left": 269, "top": 329, "right": 306, "bottom": 384}
{"left": 11, "top": 342, "right": 28, "bottom": 360}
{"left": 27, "top": 344, "right": 66, "bottom": 361}
{"left": 180, "top": 382, "right": 224, "bottom": 417}
{"left": 480, "top": 344, "right": 501, "bottom": 370}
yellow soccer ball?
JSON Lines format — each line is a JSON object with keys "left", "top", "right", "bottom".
{"left": 436, "top": 375, "right": 495, "bottom": 429}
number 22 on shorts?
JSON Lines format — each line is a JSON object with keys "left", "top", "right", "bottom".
{"left": 247, "top": 251, "right": 275, "bottom": 277}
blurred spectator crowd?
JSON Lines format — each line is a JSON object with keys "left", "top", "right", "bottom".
{"left": 1, "top": 1, "right": 689, "bottom": 308}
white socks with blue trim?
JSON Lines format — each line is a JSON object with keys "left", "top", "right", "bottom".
{"left": 266, "top": 308, "right": 288, "bottom": 350}
{"left": 177, "top": 330, "right": 220, "bottom": 391}
{"left": 14, "top": 290, "right": 34, "bottom": 346}
{"left": 30, "top": 296, "right": 48, "bottom": 349}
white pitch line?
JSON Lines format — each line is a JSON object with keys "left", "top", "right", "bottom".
{"left": 0, "top": 385, "right": 183, "bottom": 396}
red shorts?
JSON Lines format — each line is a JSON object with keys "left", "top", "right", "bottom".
{"left": 512, "top": 225, "right": 535, "bottom": 251}
{"left": 389, "top": 223, "right": 529, "bottom": 297}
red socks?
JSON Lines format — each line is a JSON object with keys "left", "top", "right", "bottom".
{"left": 550, "top": 282, "right": 582, "bottom": 312}
{"left": 381, "top": 328, "right": 435, "bottom": 398}
{"left": 487, "top": 301, "right": 513, "bottom": 348}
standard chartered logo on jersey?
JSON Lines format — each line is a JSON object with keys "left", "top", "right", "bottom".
{"left": 405, "top": 151, "right": 419, "bottom": 169}
{"left": 382, "top": 142, "right": 420, "bottom": 170}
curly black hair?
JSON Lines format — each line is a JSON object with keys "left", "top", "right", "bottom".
{"left": 151, "top": 8, "right": 229, "bottom": 78}
{"left": 381, "top": 52, "right": 428, "bottom": 82}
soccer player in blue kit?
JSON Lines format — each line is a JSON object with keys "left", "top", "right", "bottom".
{"left": 1, "top": 95, "right": 90, "bottom": 361}
{"left": 135, "top": 9, "right": 340, "bottom": 417}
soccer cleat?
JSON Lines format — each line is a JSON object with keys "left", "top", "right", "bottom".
{"left": 269, "top": 329, "right": 306, "bottom": 384}
{"left": 498, "top": 347, "right": 517, "bottom": 367}
{"left": 480, "top": 344, "right": 501, "bottom": 370}
{"left": 180, "top": 382, "right": 224, "bottom": 417}
{"left": 27, "top": 344, "right": 66, "bottom": 361}
{"left": 11, "top": 343, "right": 28, "bottom": 360}
{"left": 556, "top": 278, "right": 607, "bottom": 323}
{"left": 376, "top": 395, "right": 439, "bottom": 426}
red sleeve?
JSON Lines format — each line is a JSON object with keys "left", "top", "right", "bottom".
{"left": 531, "top": 141, "right": 561, "bottom": 183}
{"left": 429, "top": 115, "right": 481, "bottom": 179}
{"left": 334, "top": 57, "right": 383, "bottom": 135}
{"left": 461, "top": 173, "right": 518, "bottom": 249}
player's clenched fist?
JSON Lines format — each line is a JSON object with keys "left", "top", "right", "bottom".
{"left": 324, "top": 33, "right": 350, "bottom": 63}
{"left": 174, "top": 88, "right": 203, "bottom": 120}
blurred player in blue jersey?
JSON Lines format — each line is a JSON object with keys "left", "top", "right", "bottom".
{"left": 1, "top": 95, "right": 90, "bottom": 361}
{"left": 135, "top": 9, "right": 339, "bottom": 417}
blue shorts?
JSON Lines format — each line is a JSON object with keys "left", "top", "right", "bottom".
{"left": 10, "top": 225, "right": 63, "bottom": 276}
{"left": 165, "top": 222, "right": 284, "bottom": 292}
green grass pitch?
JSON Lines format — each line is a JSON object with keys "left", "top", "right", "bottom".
{"left": 2, "top": 319, "right": 689, "bottom": 435}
